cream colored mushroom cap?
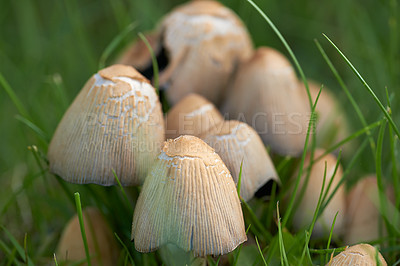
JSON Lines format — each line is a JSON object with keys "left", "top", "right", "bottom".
{"left": 48, "top": 64, "right": 165, "bottom": 186}
{"left": 165, "top": 93, "right": 224, "bottom": 139}
{"left": 344, "top": 175, "right": 393, "bottom": 245}
{"left": 56, "top": 207, "right": 119, "bottom": 265}
{"left": 327, "top": 244, "right": 387, "bottom": 266}
{"left": 221, "top": 47, "right": 310, "bottom": 156}
{"left": 200, "top": 120, "right": 279, "bottom": 201}
{"left": 132, "top": 135, "right": 247, "bottom": 256}
{"left": 292, "top": 149, "right": 346, "bottom": 237}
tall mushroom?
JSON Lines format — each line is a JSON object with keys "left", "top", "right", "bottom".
{"left": 344, "top": 175, "right": 394, "bottom": 244}
{"left": 165, "top": 93, "right": 224, "bottom": 139}
{"left": 48, "top": 64, "right": 164, "bottom": 186}
{"left": 200, "top": 120, "right": 279, "bottom": 201}
{"left": 118, "top": 0, "right": 253, "bottom": 105}
{"left": 291, "top": 149, "right": 346, "bottom": 237}
{"left": 132, "top": 135, "right": 247, "bottom": 256}
{"left": 221, "top": 47, "right": 310, "bottom": 156}
{"left": 56, "top": 207, "right": 119, "bottom": 265}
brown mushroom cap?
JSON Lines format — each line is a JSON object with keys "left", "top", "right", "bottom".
{"left": 165, "top": 93, "right": 224, "bottom": 139}
{"left": 292, "top": 149, "right": 346, "bottom": 237}
{"left": 118, "top": 0, "right": 253, "bottom": 105}
{"left": 344, "top": 175, "right": 394, "bottom": 245}
{"left": 132, "top": 135, "right": 247, "bottom": 256}
{"left": 327, "top": 244, "right": 387, "bottom": 265}
{"left": 56, "top": 207, "right": 119, "bottom": 265}
{"left": 221, "top": 47, "right": 310, "bottom": 156}
{"left": 48, "top": 64, "right": 165, "bottom": 186}
{"left": 200, "top": 120, "right": 279, "bottom": 201}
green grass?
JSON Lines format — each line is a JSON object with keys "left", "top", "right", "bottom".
{"left": 0, "top": 0, "right": 399, "bottom": 265}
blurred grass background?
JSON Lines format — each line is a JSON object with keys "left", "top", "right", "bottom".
{"left": 0, "top": 0, "right": 399, "bottom": 264}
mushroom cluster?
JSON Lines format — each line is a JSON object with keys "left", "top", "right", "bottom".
{"left": 47, "top": 0, "right": 389, "bottom": 263}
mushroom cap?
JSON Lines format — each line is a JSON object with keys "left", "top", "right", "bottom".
{"left": 200, "top": 120, "right": 279, "bottom": 201}
{"left": 165, "top": 93, "right": 224, "bottom": 139}
{"left": 344, "top": 175, "right": 393, "bottom": 244}
{"left": 56, "top": 207, "right": 119, "bottom": 265}
{"left": 221, "top": 47, "right": 310, "bottom": 156}
{"left": 292, "top": 149, "right": 346, "bottom": 237}
{"left": 327, "top": 244, "right": 387, "bottom": 266}
{"left": 48, "top": 64, "right": 165, "bottom": 186}
{"left": 300, "top": 80, "right": 351, "bottom": 152}
{"left": 118, "top": 0, "right": 253, "bottom": 105}
{"left": 132, "top": 135, "right": 247, "bottom": 256}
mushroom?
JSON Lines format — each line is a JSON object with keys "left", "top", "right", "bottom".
{"left": 48, "top": 64, "right": 164, "bottom": 186}
{"left": 117, "top": 0, "right": 253, "bottom": 105}
{"left": 165, "top": 93, "right": 224, "bottom": 139}
{"left": 292, "top": 149, "right": 346, "bottom": 237}
{"left": 220, "top": 47, "right": 310, "bottom": 156}
{"left": 56, "top": 207, "right": 119, "bottom": 265}
{"left": 132, "top": 135, "right": 247, "bottom": 256}
{"left": 200, "top": 120, "right": 279, "bottom": 201}
{"left": 327, "top": 243, "right": 387, "bottom": 265}
{"left": 300, "top": 80, "right": 351, "bottom": 154}
{"left": 344, "top": 175, "right": 394, "bottom": 245}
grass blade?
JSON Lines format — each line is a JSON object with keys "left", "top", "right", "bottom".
{"left": 322, "top": 34, "right": 400, "bottom": 139}
{"left": 98, "top": 22, "right": 138, "bottom": 69}
{"left": 0, "top": 225, "right": 34, "bottom": 266}
{"left": 255, "top": 236, "right": 268, "bottom": 266}
{"left": 138, "top": 32, "right": 159, "bottom": 93}
{"left": 74, "top": 192, "right": 91, "bottom": 266}
{"left": 276, "top": 202, "right": 289, "bottom": 266}
{"left": 314, "top": 38, "right": 376, "bottom": 154}
{"left": 325, "top": 212, "right": 339, "bottom": 264}
{"left": 112, "top": 169, "right": 133, "bottom": 213}
{"left": 237, "top": 160, "right": 243, "bottom": 197}
{"left": 0, "top": 72, "right": 31, "bottom": 119}
{"left": 245, "top": 0, "right": 312, "bottom": 107}
{"left": 115, "top": 233, "right": 135, "bottom": 266}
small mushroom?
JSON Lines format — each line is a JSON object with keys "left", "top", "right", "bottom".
{"left": 292, "top": 149, "right": 346, "bottom": 237}
{"left": 300, "top": 80, "right": 351, "bottom": 154}
{"left": 56, "top": 207, "right": 119, "bottom": 265}
{"left": 344, "top": 175, "right": 394, "bottom": 244}
{"left": 327, "top": 243, "right": 387, "bottom": 265}
{"left": 48, "top": 64, "right": 165, "bottom": 186}
{"left": 165, "top": 93, "right": 224, "bottom": 139}
{"left": 132, "top": 135, "right": 247, "bottom": 256}
{"left": 200, "top": 120, "right": 279, "bottom": 201}
{"left": 118, "top": 0, "right": 253, "bottom": 105}
{"left": 221, "top": 47, "right": 310, "bottom": 156}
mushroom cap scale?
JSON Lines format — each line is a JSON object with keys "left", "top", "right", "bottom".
{"left": 48, "top": 64, "right": 164, "bottom": 186}
{"left": 132, "top": 135, "right": 247, "bottom": 256}
{"left": 200, "top": 120, "right": 279, "bottom": 201}
{"left": 165, "top": 93, "right": 224, "bottom": 139}
{"left": 327, "top": 243, "right": 387, "bottom": 266}
{"left": 221, "top": 47, "right": 310, "bottom": 156}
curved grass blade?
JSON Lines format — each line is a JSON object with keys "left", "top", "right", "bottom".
{"left": 255, "top": 236, "right": 268, "bottom": 266}
{"left": 98, "top": 22, "right": 138, "bottom": 69}
{"left": 74, "top": 192, "right": 91, "bottom": 266}
{"left": 115, "top": 233, "right": 135, "bottom": 266}
{"left": 322, "top": 34, "right": 400, "bottom": 139}
{"left": 325, "top": 212, "right": 339, "bottom": 264}
{"left": 277, "top": 202, "right": 289, "bottom": 266}
{"left": 138, "top": 32, "right": 159, "bottom": 94}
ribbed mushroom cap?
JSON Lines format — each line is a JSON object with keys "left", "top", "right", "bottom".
{"left": 132, "top": 135, "right": 247, "bottom": 256}
{"left": 48, "top": 64, "right": 165, "bottom": 186}
{"left": 118, "top": 0, "right": 253, "bottom": 105}
{"left": 300, "top": 80, "right": 351, "bottom": 151}
{"left": 344, "top": 175, "right": 393, "bottom": 245}
{"left": 165, "top": 93, "right": 224, "bottom": 139}
{"left": 200, "top": 120, "right": 279, "bottom": 201}
{"left": 292, "top": 149, "right": 345, "bottom": 237}
{"left": 56, "top": 207, "right": 119, "bottom": 265}
{"left": 221, "top": 47, "right": 310, "bottom": 156}
{"left": 327, "top": 244, "right": 387, "bottom": 266}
